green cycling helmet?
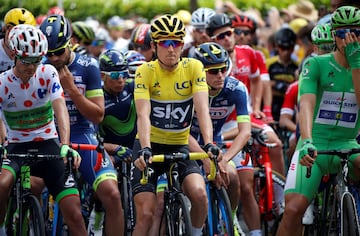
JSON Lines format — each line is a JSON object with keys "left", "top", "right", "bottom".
{"left": 72, "top": 21, "right": 95, "bottom": 45}
{"left": 331, "top": 6, "right": 360, "bottom": 29}
{"left": 311, "top": 23, "right": 333, "bottom": 45}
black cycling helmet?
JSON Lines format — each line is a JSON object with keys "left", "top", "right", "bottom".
{"left": 193, "top": 42, "right": 229, "bottom": 66}
{"left": 99, "top": 49, "right": 128, "bottom": 72}
{"left": 130, "top": 23, "right": 152, "bottom": 50}
{"left": 274, "top": 27, "right": 297, "bottom": 47}
{"left": 206, "top": 13, "right": 232, "bottom": 37}
{"left": 40, "top": 14, "right": 72, "bottom": 50}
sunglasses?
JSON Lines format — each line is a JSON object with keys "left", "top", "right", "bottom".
{"left": 136, "top": 44, "right": 151, "bottom": 51}
{"left": 17, "top": 56, "right": 42, "bottom": 65}
{"left": 92, "top": 40, "right": 106, "bottom": 47}
{"left": 46, "top": 41, "right": 69, "bottom": 57}
{"left": 234, "top": 28, "right": 251, "bottom": 36}
{"left": 194, "top": 28, "right": 206, "bottom": 34}
{"left": 205, "top": 66, "right": 227, "bottom": 75}
{"left": 212, "top": 29, "right": 233, "bottom": 40}
{"left": 103, "top": 70, "right": 129, "bottom": 80}
{"left": 156, "top": 39, "right": 183, "bottom": 48}
{"left": 334, "top": 28, "right": 360, "bottom": 39}
{"left": 278, "top": 45, "right": 294, "bottom": 51}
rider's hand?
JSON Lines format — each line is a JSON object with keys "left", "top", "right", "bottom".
{"left": 345, "top": 41, "right": 360, "bottom": 69}
{"left": 0, "top": 144, "right": 7, "bottom": 159}
{"left": 203, "top": 143, "right": 222, "bottom": 161}
{"left": 251, "top": 110, "right": 266, "bottom": 120}
{"left": 60, "top": 144, "right": 81, "bottom": 168}
{"left": 262, "top": 105, "right": 274, "bottom": 123}
{"left": 134, "top": 147, "right": 152, "bottom": 171}
{"left": 299, "top": 139, "right": 317, "bottom": 168}
{"left": 114, "top": 145, "right": 132, "bottom": 163}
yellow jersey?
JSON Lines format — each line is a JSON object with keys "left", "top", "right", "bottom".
{"left": 134, "top": 58, "right": 208, "bottom": 145}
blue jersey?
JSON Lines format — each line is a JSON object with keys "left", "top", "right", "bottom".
{"left": 190, "top": 76, "right": 249, "bottom": 144}
{"left": 99, "top": 79, "right": 137, "bottom": 148}
{"left": 45, "top": 53, "right": 103, "bottom": 134}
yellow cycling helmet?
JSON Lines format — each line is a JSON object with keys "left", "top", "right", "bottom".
{"left": 150, "top": 14, "right": 185, "bottom": 40}
{"left": 4, "top": 8, "right": 36, "bottom": 26}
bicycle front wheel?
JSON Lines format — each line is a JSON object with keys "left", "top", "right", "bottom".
{"left": 341, "top": 192, "right": 360, "bottom": 236}
{"left": 22, "top": 194, "right": 46, "bottom": 236}
{"left": 213, "top": 187, "right": 234, "bottom": 236}
{"left": 165, "top": 192, "right": 192, "bottom": 236}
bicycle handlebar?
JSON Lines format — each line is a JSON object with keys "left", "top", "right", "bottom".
{"left": 251, "top": 128, "right": 277, "bottom": 149}
{"left": 306, "top": 147, "right": 360, "bottom": 178}
{"left": 140, "top": 152, "right": 216, "bottom": 185}
{"left": 69, "top": 142, "right": 104, "bottom": 172}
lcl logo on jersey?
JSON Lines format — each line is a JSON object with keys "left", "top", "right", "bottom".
{"left": 175, "top": 80, "right": 192, "bottom": 96}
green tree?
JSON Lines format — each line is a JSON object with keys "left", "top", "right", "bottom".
{"left": 1, "top": 0, "right": 330, "bottom": 24}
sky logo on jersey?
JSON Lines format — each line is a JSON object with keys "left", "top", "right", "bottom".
{"left": 151, "top": 99, "right": 193, "bottom": 130}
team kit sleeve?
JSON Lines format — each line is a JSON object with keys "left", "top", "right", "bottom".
{"left": 299, "top": 57, "right": 320, "bottom": 96}
{"left": 190, "top": 59, "right": 208, "bottom": 94}
{"left": 84, "top": 59, "right": 104, "bottom": 98}
{"left": 134, "top": 63, "right": 151, "bottom": 101}
{"left": 44, "top": 65, "right": 64, "bottom": 101}
{"left": 233, "top": 81, "right": 251, "bottom": 123}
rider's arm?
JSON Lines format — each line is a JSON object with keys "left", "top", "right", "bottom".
{"left": 223, "top": 122, "right": 251, "bottom": 162}
{"left": 352, "top": 68, "right": 360, "bottom": 105}
{"left": 250, "top": 75, "right": 263, "bottom": 115}
{"left": 52, "top": 97, "right": 71, "bottom": 145}
{"left": 58, "top": 65, "right": 104, "bottom": 124}
{"left": 0, "top": 119, "right": 6, "bottom": 144}
{"left": 299, "top": 94, "right": 316, "bottom": 140}
{"left": 135, "top": 99, "right": 151, "bottom": 149}
{"left": 193, "top": 91, "right": 213, "bottom": 145}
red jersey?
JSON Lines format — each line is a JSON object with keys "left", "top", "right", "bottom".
{"left": 280, "top": 81, "right": 298, "bottom": 117}
{"left": 230, "top": 45, "right": 259, "bottom": 92}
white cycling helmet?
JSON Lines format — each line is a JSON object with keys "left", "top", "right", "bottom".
{"left": 125, "top": 50, "right": 146, "bottom": 78}
{"left": 191, "top": 7, "right": 216, "bottom": 29}
{"left": 8, "top": 24, "right": 48, "bottom": 57}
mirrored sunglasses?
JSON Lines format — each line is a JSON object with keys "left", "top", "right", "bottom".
{"left": 18, "top": 56, "right": 42, "bottom": 65}
{"left": 212, "top": 30, "right": 233, "bottom": 40}
{"left": 103, "top": 70, "right": 129, "bottom": 80}
{"left": 334, "top": 28, "right": 360, "bottom": 39}
{"left": 205, "top": 66, "right": 227, "bottom": 75}
{"left": 234, "top": 28, "right": 251, "bottom": 36}
{"left": 156, "top": 40, "right": 183, "bottom": 48}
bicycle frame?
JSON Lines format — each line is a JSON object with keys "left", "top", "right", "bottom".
{"left": 308, "top": 148, "right": 360, "bottom": 235}
{"left": 140, "top": 152, "right": 215, "bottom": 235}
{"left": 243, "top": 128, "right": 278, "bottom": 220}
{"left": 4, "top": 151, "right": 60, "bottom": 236}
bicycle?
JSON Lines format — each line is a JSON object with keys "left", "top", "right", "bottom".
{"left": 241, "top": 127, "right": 286, "bottom": 236}
{"left": 42, "top": 140, "right": 104, "bottom": 236}
{"left": 306, "top": 148, "right": 360, "bottom": 236}
{"left": 114, "top": 157, "right": 135, "bottom": 236}
{"left": 202, "top": 150, "right": 234, "bottom": 236}
{"left": 141, "top": 152, "right": 216, "bottom": 236}
{"left": 2, "top": 148, "right": 74, "bottom": 236}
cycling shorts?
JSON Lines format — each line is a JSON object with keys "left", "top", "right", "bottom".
{"left": 285, "top": 138, "right": 360, "bottom": 201}
{"left": 131, "top": 139, "right": 202, "bottom": 196}
{"left": 71, "top": 132, "right": 117, "bottom": 191}
{"left": 2, "top": 139, "right": 79, "bottom": 203}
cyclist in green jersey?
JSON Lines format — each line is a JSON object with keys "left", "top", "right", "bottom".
{"left": 277, "top": 6, "right": 360, "bottom": 236}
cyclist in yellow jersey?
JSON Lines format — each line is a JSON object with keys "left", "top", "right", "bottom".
{"left": 132, "top": 14, "right": 220, "bottom": 236}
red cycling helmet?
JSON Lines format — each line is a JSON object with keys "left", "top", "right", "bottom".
{"left": 231, "top": 14, "right": 257, "bottom": 32}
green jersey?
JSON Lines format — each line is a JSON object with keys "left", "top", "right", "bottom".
{"left": 300, "top": 53, "right": 360, "bottom": 140}
{"left": 285, "top": 53, "right": 360, "bottom": 201}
